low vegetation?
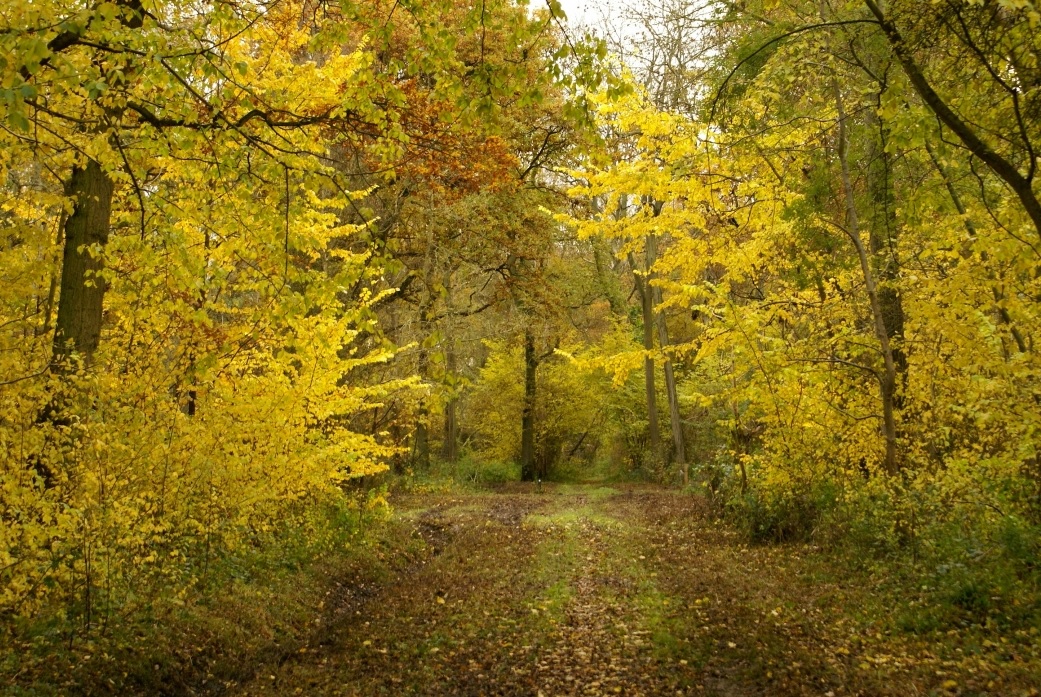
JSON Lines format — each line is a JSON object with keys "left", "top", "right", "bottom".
{"left": 3, "top": 0, "right": 1041, "bottom": 693}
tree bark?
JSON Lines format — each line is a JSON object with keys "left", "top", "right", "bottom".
{"left": 865, "top": 109, "right": 908, "bottom": 403}
{"left": 33, "top": 160, "right": 114, "bottom": 489}
{"left": 441, "top": 342, "right": 460, "bottom": 462}
{"left": 414, "top": 338, "right": 431, "bottom": 469}
{"left": 647, "top": 233, "right": 687, "bottom": 483}
{"left": 413, "top": 337, "right": 432, "bottom": 469}
{"left": 834, "top": 83, "right": 900, "bottom": 475}
{"left": 520, "top": 329, "right": 538, "bottom": 481}
{"left": 629, "top": 250, "right": 661, "bottom": 461}
{"left": 52, "top": 159, "right": 115, "bottom": 368}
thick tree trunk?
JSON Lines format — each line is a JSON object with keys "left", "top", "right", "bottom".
{"left": 834, "top": 84, "right": 900, "bottom": 475}
{"left": 520, "top": 329, "right": 538, "bottom": 481}
{"left": 33, "top": 160, "right": 115, "bottom": 489}
{"left": 52, "top": 159, "right": 115, "bottom": 368}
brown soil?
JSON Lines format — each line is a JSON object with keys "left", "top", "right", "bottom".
{"left": 223, "top": 485, "right": 1041, "bottom": 697}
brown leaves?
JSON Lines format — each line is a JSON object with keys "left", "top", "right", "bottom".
{"left": 212, "top": 487, "right": 1041, "bottom": 697}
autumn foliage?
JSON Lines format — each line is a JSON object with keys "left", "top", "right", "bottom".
{"left": 4, "top": 0, "right": 1041, "bottom": 688}
{"left": 0, "top": 0, "right": 582, "bottom": 632}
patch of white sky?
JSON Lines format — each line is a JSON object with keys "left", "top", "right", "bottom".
{"left": 550, "top": 0, "right": 657, "bottom": 88}
{"left": 556, "top": 0, "right": 640, "bottom": 42}
{"left": 553, "top": 0, "right": 723, "bottom": 119}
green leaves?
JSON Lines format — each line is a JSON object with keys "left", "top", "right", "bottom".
{"left": 7, "top": 111, "right": 29, "bottom": 132}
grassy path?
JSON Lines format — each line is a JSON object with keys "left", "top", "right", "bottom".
{"left": 224, "top": 485, "right": 1040, "bottom": 696}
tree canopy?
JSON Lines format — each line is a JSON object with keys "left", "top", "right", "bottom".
{"left": 3, "top": 0, "right": 1041, "bottom": 680}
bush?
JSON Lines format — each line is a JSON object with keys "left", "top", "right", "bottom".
{"left": 454, "top": 457, "right": 520, "bottom": 485}
{"left": 395, "top": 456, "right": 521, "bottom": 491}
{"left": 726, "top": 484, "right": 837, "bottom": 543}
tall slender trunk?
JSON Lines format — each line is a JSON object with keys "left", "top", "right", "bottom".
{"left": 414, "top": 341, "right": 431, "bottom": 469}
{"left": 413, "top": 238, "right": 437, "bottom": 469}
{"left": 413, "top": 327, "right": 432, "bottom": 469}
{"left": 834, "top": 84, "right": 900, "bottom": 475}
{"left": 36, "top": 212, "right": 66, "bottom": 338}
{"left": 619, "top": 193, "right": 660, "bottom": 460}
{"left": 52, "top": 159, "right": 115, "bottom": 368}
{"left": 647, "top": 233, "right": 687, "bottom": 483}
{"left": 441, "top": 341, "right": 460, "bottom": 462}
{"left": 641, "top": 283, "right": 660, "bottom": 458}
{"left": 520, "top": 329, "right": 537, "bottom": 481}
{"left": 866, "top": 109, "right": 908, "bottom": 403}
{"left": 629, "top": 249, "right": 661, "bottom": 461}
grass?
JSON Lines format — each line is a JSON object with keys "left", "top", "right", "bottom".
{"left": 395, "top": 456, "right": 522, "bottom": 493}
{"left": 7, "top": 481, "right": 1041, "bottom": 696}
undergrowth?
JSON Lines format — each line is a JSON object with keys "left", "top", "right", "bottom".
{"left": 1, "top": 490, "right": 404, "bottom": 696}
{"left": 700, "top": 456, "right": 1041, "bottom": 642}
{"left": 394, "top": 456, "right": 521, "bottom": 492}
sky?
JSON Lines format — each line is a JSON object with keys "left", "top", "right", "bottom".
{"left": 557, "top": 0, "right": 628, "bottom": 32}
{"left": 554, "top": 0, "right": 645, "bottom": 52}
{"left": 556, "top": 0, "right": 599, "bottom": 27}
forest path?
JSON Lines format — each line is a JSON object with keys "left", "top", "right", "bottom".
{"left": 223, "top": 485, "right": 993, "bottom": 696}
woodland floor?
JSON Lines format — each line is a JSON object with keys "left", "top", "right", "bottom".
{"left": 212, "top": 485, "right": 1039, "bottom": 697}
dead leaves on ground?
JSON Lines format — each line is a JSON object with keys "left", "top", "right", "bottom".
{"left": 229, "top": 487, "right": 1041, "bottom": 697}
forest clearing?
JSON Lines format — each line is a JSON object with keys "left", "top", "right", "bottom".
{"left": 3, "top": 0, "right": 1041, "bottom": 693}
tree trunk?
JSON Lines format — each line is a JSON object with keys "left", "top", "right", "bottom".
{"left": 413, "top": 241, "right": 437, "bottom": 470}
{"left": 32, "top": 160, "right": 115, "bottom": 489}
{"left": 413, "top": 331, "right": 431, "bottom": 469}
{"left": 647, "top": 233, "right": 687, "bottom": 483}
{"left": 441, "top": 342, "right": 460, "bottom": 462}
{"left": 520, "top": 329, "right": 538, "bottom": 481}
{"left": 834, "top": 84, "right": 900, "bottom": 475}
{"left": 629, "top": 250, "right": 660, "bottom": 461}
{"left": 36, "top": 212, "right": 66, "bottom": 338}
{"left": 414, "top": 340, "right": 431, "bottom": 469}
{"left": 865, "top": 110, "right": 908, "bottom": 403}
{"left": 52, "top": 159, "right": 115, "bottom": 368}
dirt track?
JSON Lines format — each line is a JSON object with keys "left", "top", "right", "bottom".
{"left": 225, "top": 485, "right": 1041, "bottom": 696}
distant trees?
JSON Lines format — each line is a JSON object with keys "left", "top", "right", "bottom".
{"left": 567, "top": 0, "right": 1041, "bottom": 539}
{"left": 0, "top": 0, "right": 606, "bottom": 629}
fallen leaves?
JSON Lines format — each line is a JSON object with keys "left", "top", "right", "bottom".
{"left": 217, "top": 487, "right": 1041, "bottom": 697}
